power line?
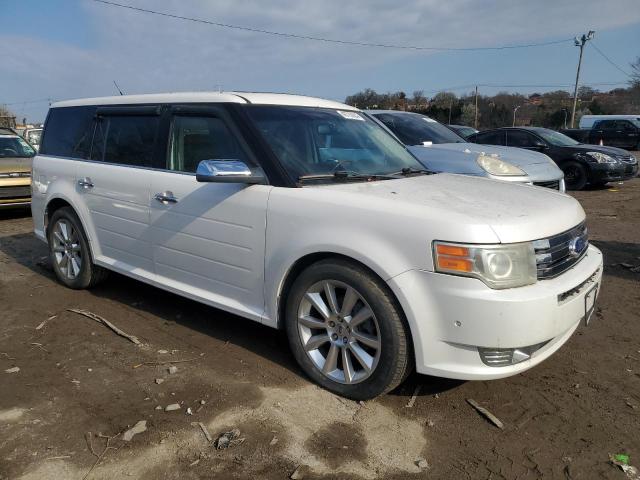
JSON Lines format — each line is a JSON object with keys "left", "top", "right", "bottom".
{"left": 589, "top": 41, "right": 631, "bottom": 78}
{"left": 423, "top": 81, "right": 627, "bottom": 94}
{"left": 1, "top": 97, "right": 53, "bottom": 106}
{"left": 90, "top": 0, "right": 574, "bottom": 52}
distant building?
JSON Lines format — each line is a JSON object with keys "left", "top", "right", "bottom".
{"left": 528, "top": 93, "right": 542, "bottom": 106}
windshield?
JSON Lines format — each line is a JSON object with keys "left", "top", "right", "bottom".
{"left": 372, "top": 112, "right": 466, "bottom": 145}
{"left": 244, "top": 106, "right": 424, "bottom": 180}
{"left": 0, "top": 136, "right": 36, "bottom": 158}
{"left": 536, "top": 129, "right": 580, "bottom": 147}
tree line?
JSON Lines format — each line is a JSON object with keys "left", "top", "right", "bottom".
{"left": 345, "top": 57, "right": 640, "bottom": 129}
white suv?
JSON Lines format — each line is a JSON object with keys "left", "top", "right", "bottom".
{"left": 32, "top": 92, "right": 603, "bottom": 399}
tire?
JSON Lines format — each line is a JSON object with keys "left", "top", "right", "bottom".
{"left": 47, "top": 207, "right": 108, "bottom": 289}
{"left": 285, "top": 259, "right": 412, "bottom": 400}
{"left": 562, "top": 161, "right": 588, "bottom": 190}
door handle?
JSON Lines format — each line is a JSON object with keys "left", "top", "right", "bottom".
{"left": 77, "top": 177, "right": 94, "bottom": 189}
{"left": 154, "top": 191, "right": 178, "bottom": 204}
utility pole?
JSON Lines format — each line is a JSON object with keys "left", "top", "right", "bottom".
{"left": 448, "top": 98, "right": 453, "bottom": 124}
{"left": 570, "top": 30, "right": 595, "bottom": 128}
{"left": 513, "top": 105, "right": 521, "bottom": 127}
{"left": 474, "top": 86, "right": 478, "bottom": 129}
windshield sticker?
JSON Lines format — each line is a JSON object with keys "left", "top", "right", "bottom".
{"left": 422, "top": 117, "right": 437, "bottom": 123}
{"left": 337, "top": 110, "right": 365, "bottom": 121}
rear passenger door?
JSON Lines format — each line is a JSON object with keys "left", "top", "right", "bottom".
{"left": 148, "top": 107, "right": 271, "bottom": 322}
{"left": 76, "top": 106, "right": 161, "bottom": 275}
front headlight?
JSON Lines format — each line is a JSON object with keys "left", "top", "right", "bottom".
{"left": 433, "top": 241, "right": 537, "bottom": 289}
{"left": 477, "top": 154, "right": 526, "bottom": 176}
{"left": 585, "top": 152, "right": 616, "bottom": 164}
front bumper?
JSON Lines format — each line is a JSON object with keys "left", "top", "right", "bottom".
{"left": 589, "top": 161, "right": 637, "bottom": 183}
{"left": 389, "top": 244, "right": 603, "bottom": 380}
{"left": 0, "top": 182, "right": 31, "bottom": 208}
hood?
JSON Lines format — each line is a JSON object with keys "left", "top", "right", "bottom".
{"left": 0, "top": 155, "right": 32, "bottom": 174}
{"left": 314, "top": 173, "right": 583, "bottom": 244}
{"left": 408, "top": 143, "right": 563, "bottom": 181}
{"left": 572, "top": 143, "right": 635, "bottom": 158}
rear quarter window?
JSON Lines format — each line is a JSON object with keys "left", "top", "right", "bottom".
{"left": 40, "top": 106, "right": 95, "bottom": 158}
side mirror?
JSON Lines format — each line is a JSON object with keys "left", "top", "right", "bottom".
{"left": 195, "top": 160, "right": 266, "bottom": 184}
{"left": 532, "top": 141, "right": 547, "bottom": 151}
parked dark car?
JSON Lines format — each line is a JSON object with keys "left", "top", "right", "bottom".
{"left": 447, "top": 124, "right": 479, "bottom": 139}
{"left": 561, "top": 118, "right": 640, "bottom": 150}
{"left": 468, "top": 127, "right": 638, "bottom": 190}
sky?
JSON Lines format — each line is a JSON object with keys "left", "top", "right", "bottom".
{"left": 1, "top": 0, "right": 639, "bottom": 122}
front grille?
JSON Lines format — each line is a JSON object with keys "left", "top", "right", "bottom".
{"left": 533, "top": 180, "right": 560, "bottom": 190}
{"left": 0, "top": 186, "right": 31, "bottom": 199}
{"left": 533, "top": 222, "right": 588, "bottom": 280}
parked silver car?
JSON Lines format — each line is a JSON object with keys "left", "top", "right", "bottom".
{"left": 368, "top": 111, "right": 565, "bottom": 192}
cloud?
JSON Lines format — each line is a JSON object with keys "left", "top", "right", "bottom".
{"left": 2, "top": 0, "right": 639, "bottom": 120}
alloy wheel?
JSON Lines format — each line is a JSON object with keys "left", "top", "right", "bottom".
{"left": 51, "top": 219, "right": 82, "bottom": 280}
{"left": 297, "top": 280, "right": 381, "bottom": 384}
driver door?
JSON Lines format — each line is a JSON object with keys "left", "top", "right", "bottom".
{"left": 148, "top": 110, "right": 271, "bottom": 322}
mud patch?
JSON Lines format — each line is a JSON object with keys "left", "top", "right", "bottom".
{"left": 305, "top": 421, "right": 367, "bottom": 469}
{"left": 206, "top": 384, "right": 426, "bottom": 478}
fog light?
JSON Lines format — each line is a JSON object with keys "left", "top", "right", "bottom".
{"left": 478, "top": 341, "right": 549, "bottom": 367}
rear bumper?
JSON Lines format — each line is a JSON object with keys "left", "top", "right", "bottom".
{"left": 388, "top": 244, "right": 603, "bottom": 380}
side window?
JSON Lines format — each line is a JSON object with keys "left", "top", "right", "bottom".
{"left": 90, "top": 115, "right": 159, "bottom": 167}
{"left": 597, "top": 120, "right": 614, "bottom": 129}
{"left": 474, "top": 131, "right": 505, "bottom": 145}
{"left": 507, "top": 130, "right": 536, "bottom": 147}
{"left": 167, "top": 116, "right": 246, "bottom": 173}
{"left": 40, "top": 106, "right": 95, "bottom": 158}
{"left": 619, "top": 121, "right": 635, "bottom": 131}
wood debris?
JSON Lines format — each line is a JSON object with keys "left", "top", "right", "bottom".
{"left": 68, "top": 309, "right": 141, "bottom": 345}
{"left": 466, "top": 398, "right": 504, "bottom": 429}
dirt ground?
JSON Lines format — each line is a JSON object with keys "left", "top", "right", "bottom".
{"left": 1, "top": 175, "right": 639, "bottom": 480}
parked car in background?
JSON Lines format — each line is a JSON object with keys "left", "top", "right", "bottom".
{"left": 33, "top": 92, "right": 602, "bottom": 399}
{"left": 469, "top": 127, "right": 638, "bottom": 190}
{"left": 561, "top": 117, "right": 640, "bottom": 150}
{"left": 578, "top": 114, "right": 640, "bottom": 129}
{"left": 22, "top": 127, "right": 43, "bottom": 151}
{"left": 368, "top": 111, "right": 565, "bottom": 191}
{"left": 0, "top": 127, "right": 34, "bottom": 208}
{"left": 448, "top": 124, "right": 479, "bottom": 139}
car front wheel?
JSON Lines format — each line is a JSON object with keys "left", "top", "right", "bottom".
{"left": 562, "top": 161, "right": 588, "bottom": 190}
{"left": 285, "top": 259, "right": 411, "bottom": 400}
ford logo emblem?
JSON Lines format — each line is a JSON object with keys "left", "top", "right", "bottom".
{"left": 569, "top": 236, "right": 586, "bottom": 258}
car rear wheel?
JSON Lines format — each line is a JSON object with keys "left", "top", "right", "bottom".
{"left": 285, "top": 259, "right": 411, "bottom": 400}
{"left": 48, "top": 207, "right": 108, "bottom": 289}
{"left": 562, "top": 161, "right": 588, "bottom": 190}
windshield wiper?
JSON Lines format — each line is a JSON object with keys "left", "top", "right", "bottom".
{"left": 391, "top": 167, "right": 433, "bottom": 176}
{"left": 298, "top": 170, "right": 398, "bottom": 184}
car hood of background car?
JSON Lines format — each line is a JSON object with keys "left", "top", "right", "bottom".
{"left": 407, "top": 142, "right": 564, "bottom": 181}
{"left": 309, "top": 173, "right": 583, "bottom": 244}
{"left": 569, "top": 143, "right": 635, "bottom": 158}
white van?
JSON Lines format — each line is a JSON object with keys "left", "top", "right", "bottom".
{"left": 32, "top": 92, "right": 603, "bottom": 399}
{"left": 579, "top": 114, "right": 640, "bottom": 129}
